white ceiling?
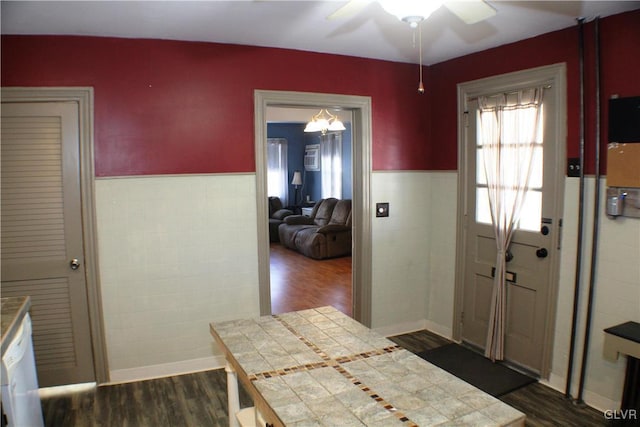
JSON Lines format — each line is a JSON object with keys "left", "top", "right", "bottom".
{"left": 2, "top": 1, "right": 639, "bottom": 65}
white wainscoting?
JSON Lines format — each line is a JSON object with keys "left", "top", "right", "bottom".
{"left": 94, "top": 172, "right": 638, "bottom": 411}
{"left": 95, "top": 174, "right": 260, "bottom": 375}
{"left": 548, "top": 177, "right": 639, "bottom": 411}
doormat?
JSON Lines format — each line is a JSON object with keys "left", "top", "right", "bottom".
{"left": 417, "top": 343, "right": 536, "bottom": 397}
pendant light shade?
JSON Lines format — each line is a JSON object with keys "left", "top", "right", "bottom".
{"left": 304, "top": 109, "right": 346, "bottom": 135}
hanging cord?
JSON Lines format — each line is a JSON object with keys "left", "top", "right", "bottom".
{"left": 565, "top": 16, "right": 586, "bottom": 401}
{"left": 418, "top": 22, "right": 425, "bottom": 93}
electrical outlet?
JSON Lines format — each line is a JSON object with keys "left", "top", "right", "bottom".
{"left": 376, "top": 202, "right": 389, "bottom": 217}
{"left": 567, "top": 158, "right": 581, "bottom": 177}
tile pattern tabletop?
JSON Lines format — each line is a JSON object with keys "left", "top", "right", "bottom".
{"left": 211, "top": 306, "right": 525, "bottom": 427}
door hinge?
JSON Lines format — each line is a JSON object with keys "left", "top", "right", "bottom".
{"left": 557, "top": 218, "right": 563, "bottom": 250}
{"left": 463, "top": 111, "right": 469, "bottom": 127}
{"left": 461, "top": 311, "right": 465, "bottom": 324}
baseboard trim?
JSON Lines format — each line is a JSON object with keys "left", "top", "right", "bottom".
{"left": 544, "top": 373, "right": 616, "bottom": 413}
{"left": 423, "top": 320, "right": 453, "bottom": 341}
{"left": 375, "top": 319, "right": 429, "bottom": 338}
{"left": 374, "top": 319, "right": 454, "bottom": 341}
{"left": 108, "top": 355, "right": 226, "bottom": 384}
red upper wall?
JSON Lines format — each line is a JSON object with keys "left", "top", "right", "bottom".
{"left": 428, "top": 10, "right": 640, "bottom": 172}
{"left": 1, "top": 36, "right": 429, "bottom": 176}
{"left": 2, "top": 10, "right": 638, "bottom": 175}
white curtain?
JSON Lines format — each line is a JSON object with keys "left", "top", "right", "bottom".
{"left": 320, "top": 132, "right": 343, "bottom": 199}
{"left": 267, "top": 138, "right": 288, "bottom": 205}
{"left": 478, "top": 87, "right": 544, "bottom": 361}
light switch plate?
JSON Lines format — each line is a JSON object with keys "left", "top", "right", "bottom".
{"left": 376, "top": 202, "right": 389, "bottom": 217}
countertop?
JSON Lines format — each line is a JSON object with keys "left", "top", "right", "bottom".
{"left": 1, "top": 296, "right": 31, "bottom": 355}
{"left": 603, "top": 321, "right": 640, "bottom": 361}
{"left": 604, "top": 321, "right": 640, "bottom": 344}
{"left": 211, "top": 306, "right": 525, "bottom": 427}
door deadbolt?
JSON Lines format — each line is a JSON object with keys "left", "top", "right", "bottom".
{"left": 505, "top": 250, "right": 514, "bottom": 262}
{"left": 536, "top": 248, "right": 548, "bottom": 258}
{"left": 70, "top": 259, "right": 80, "bottom": 270}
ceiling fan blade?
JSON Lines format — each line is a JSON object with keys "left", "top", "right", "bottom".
{"left": 327, "top": 0, "right": 372, "bottom": 20}
{"left": 444, "top": 0, "right": 497, "bottom": 24}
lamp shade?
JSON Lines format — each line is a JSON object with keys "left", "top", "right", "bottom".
{"left": 328, "top": 119, "right": 346, "bottom": 131}
{"left": 304, "top": 121, "right": 321, "bottom": 133}
{"left": 291, "top": 170, "right": 303, "bottom": 186}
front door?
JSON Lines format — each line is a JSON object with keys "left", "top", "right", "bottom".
{"left": 459, "top": 69, "right": 564, "bottom": 374}
{"left": 1, "top": 101, "right": 96, "bottom": 386}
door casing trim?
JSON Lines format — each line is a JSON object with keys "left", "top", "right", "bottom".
{"left": 453, "top": 63, "right": 567, "bottom": 378}
{"left": 1, "top": 86, "right": 109, "bottom": 383}
{"left": 254, "top": 90, "right": 372, "bottom": 326}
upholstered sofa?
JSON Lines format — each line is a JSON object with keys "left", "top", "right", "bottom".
{"left": 278, "top": 198, "right": 352, "bottom": 259}
{"left": 268, "top": 197, "right": 293, "bottom": 242}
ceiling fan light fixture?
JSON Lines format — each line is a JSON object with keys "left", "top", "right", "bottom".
{"left": 402, "top": 16, "right": 424, "bottom": 29}
{"left": 378, "top": 0, "right": 444, "bottom": 27}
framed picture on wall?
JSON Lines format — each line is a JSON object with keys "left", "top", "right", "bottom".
{"left": 304, "top": 144, "right": 320, "bottom": 171}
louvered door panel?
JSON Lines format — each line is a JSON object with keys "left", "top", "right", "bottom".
{"left": 2, "top": 116, "right": 66, "bottom": 262}
{"left": 1, "top": 279, "right": 77, "bottom": 369}
{"left": 1, "top": 102, "right": 95, "bottom": 386}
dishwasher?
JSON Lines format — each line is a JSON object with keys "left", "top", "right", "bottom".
{"left": 1, "top": 313, "right": 44, "bottom": 427}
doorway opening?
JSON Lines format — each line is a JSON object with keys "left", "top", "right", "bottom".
{"left": 254, "top": 91, "right": 373, "bottom": 326}
{"left": 266, "top": 107, "right": 353, "bottom": 316}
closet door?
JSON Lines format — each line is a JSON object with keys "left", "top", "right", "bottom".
{"left": 1, "top": 101, "right": 95, "bottom": 386}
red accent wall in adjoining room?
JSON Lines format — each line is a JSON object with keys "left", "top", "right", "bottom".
{"left": 428, "top": 9, "right": 640, "bottom": 174}
{"left": 1, "top": 36, "right": 429, "bottom": 176}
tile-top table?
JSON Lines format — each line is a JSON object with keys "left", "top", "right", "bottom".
{"left": 210, "top": 306, "right": 525, "bottom": 427}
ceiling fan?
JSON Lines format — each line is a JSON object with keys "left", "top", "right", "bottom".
{"left": 329, "top": 0, "right": 497, "bottom": 27}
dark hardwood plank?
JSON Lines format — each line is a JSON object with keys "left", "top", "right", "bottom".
{"left": 501, "top": 382, "right": 606, "bottom": 427}
{"left": 41, "top": 369, "right": 252, "bottom": 427}
{"left": 270, "top": 242, "right": 352, "bottom": 316}
{"left": 388, "top": 329, "right": 452, "bottom": 354}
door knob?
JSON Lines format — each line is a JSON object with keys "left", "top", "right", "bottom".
{"left": 505, "top": 250, "right": 514, "bottom": 262}
{"left": 536, "top": 248, "right": 548, "bottom": 258}
{"left": 70, "top": 259, "right": 80, "bottom": 270}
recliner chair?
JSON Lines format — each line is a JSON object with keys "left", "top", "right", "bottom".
{"left": 278, "top": 198, "right": 352, "bottom": 259}
{"left": 268, "top": 197, "right": 293, "bottom": 242}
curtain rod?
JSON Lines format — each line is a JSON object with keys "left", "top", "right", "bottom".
{"left": 466, "top": 84, "right": 552, "bottom": 102}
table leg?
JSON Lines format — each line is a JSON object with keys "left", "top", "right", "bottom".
{"left": 225, "top": 361, "right": 240, "bottom": 427}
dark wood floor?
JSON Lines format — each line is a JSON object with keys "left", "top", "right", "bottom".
{"left": 41, "top": 369, "right": 253, "bottom": 427}
{"left": 42, "top": 329, "right": 606, "bottom": 427}
{"left": 42, "top": 248, "right": 606, "bottom": 426}
{"left": 270, "top": 242, "right": 352, "bottom": 316}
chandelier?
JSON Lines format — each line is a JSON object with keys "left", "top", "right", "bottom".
{"left": 304, "top": 109, "right": 346, "bottom": 135}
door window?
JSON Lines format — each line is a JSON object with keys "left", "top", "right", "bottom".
{"left": 475, "top": 93, "right": 544, "bottom": 232}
